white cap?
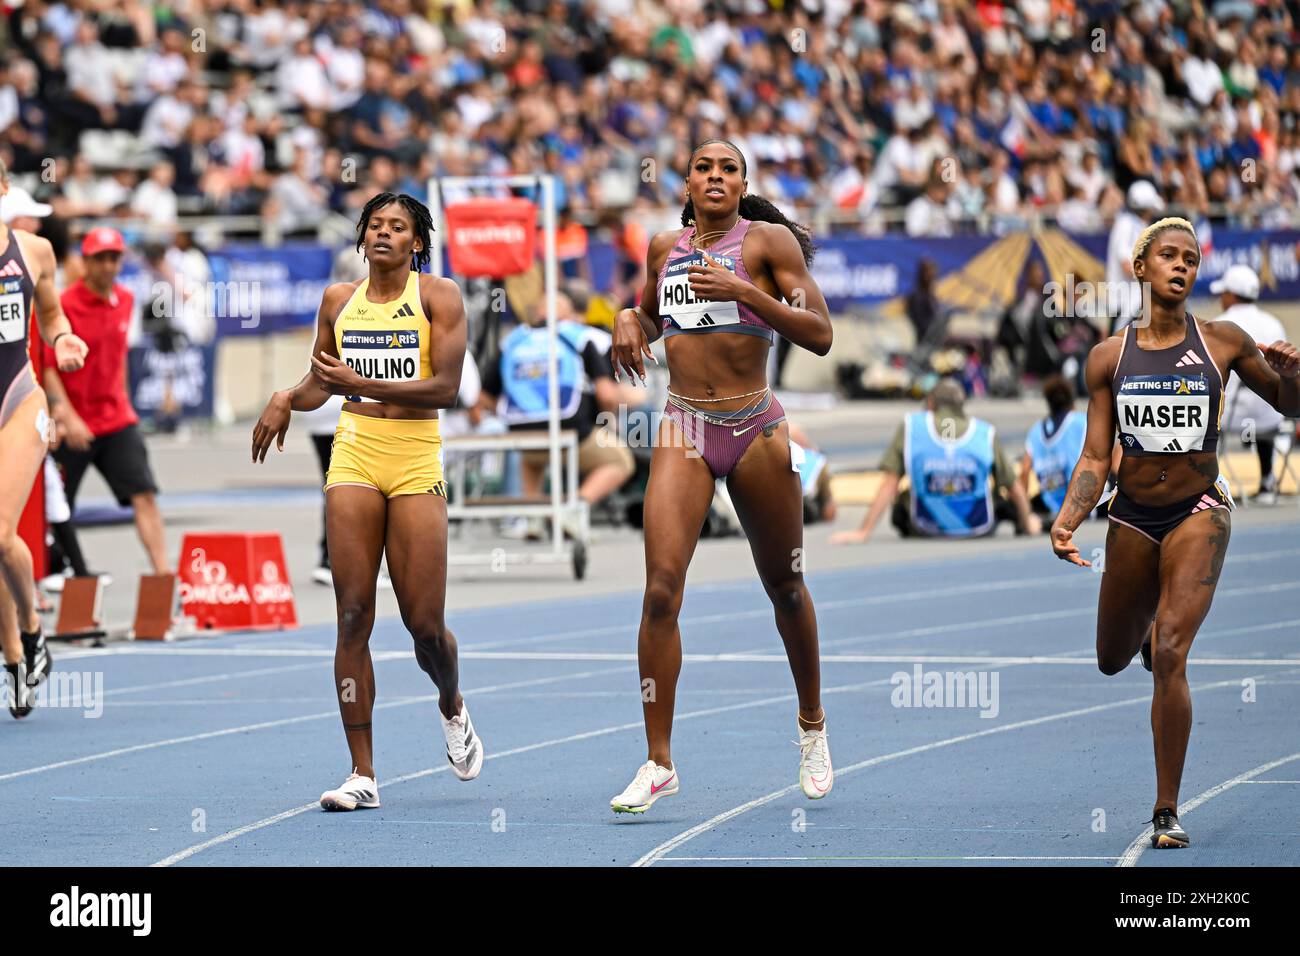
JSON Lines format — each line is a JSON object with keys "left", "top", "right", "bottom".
{"left": 1126, "top": 179, "right": 1165, "bottom": 212}
{"left": 0, "top": 185, "right": 53, "bottom": 223}
{"left": 1210, "top": 263, "right": 1260, "bottom": 300}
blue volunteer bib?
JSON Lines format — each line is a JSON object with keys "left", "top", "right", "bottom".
{"left": 1025, "top": 411, "right": 1087, "bottom": 515}
{"left": 498, "top": 322, "right": 592, "bottom": 424}
{"left": 905, "top": 411, "right": 996, "bottom": 537}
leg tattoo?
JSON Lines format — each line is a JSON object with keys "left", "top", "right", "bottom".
{"left": 1199, "top": 509, "right": 1230, "bottom": 588}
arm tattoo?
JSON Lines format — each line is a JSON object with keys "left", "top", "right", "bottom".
{"left": 1199, "top": 508, "right": 1231, "bottom": 588}
{"left": 1057, "top": 469, "right": 1102, "bottom": 529}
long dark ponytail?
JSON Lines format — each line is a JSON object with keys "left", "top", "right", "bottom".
{"left": 681, "top": 140, "right": 817, "bottom": 266}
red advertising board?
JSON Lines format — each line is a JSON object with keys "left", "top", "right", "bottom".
{"left": 178, "top": 532, "right": 298, "bottom": 632}
{"left": 444, "top": 197, "right": 537, "bottom": 279}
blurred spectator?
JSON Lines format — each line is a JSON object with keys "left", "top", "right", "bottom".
{"left": 265, "top": 149, "right": 330, "bottom": 237}
{"left": 786, "top": 421, "right": 837, "bottom": 526}
{"left": 1018, "top": 373, "right": 1089, "bottom": 525}
{"left": 6, "top": 0, "right": 1300, "bottom": 240}
{"left": 904, "top": 170, "right": 957, "bottom": 237}
{"left": 1211, "top": 264, "right": 1289, "bottom": 504}
{"left": 831, "top": 378, "right": 1040, "bottom": 544}
{"left": 45, "top": 228, "right": 170, "bottom": 575}
{"left": 905, "top": 257, "right": 943, "bottom": 348}
{"left": 997, "top": 259, "right": 1049, "bottom": 381}
{"left": 131, "top": 162, "right": 180, "bottom": 228}
{"left": 477, "top": 287, "right": 634, "bottom": 535}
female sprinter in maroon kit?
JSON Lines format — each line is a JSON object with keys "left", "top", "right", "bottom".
{"left": 0, "top": 159, "right": 88, "bottom": 717}
{"left": 608, "top": 141, "right": 834, "bottom": 813}
{"left": 1051, "top": 217, "right": 1300, "bottom": 848}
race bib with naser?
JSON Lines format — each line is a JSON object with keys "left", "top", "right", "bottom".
{"left": 1116, "top": 373, "right": 1211, "bottom": 453}
{"left": 0, "top": 290, "right": 26, "bottom": 343}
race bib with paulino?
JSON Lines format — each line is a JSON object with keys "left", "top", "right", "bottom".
{"left": 659, "top": 253, "right": 741, "bottom": 330}
{"left": 1115, "top": 373, "right": 1211, "bottom": 453}
{"left": 338, "top": 328, "right": 422, "bottom": 402}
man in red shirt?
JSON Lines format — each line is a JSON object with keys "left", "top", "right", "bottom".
{"left": 43, "top": 228, "right": 169, "bottom": 574}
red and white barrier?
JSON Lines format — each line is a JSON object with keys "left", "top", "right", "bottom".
{"left": 178, "top": 532, "right": 298, "bottom": 632}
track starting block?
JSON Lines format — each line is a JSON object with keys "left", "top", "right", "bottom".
{"left": 131, "top": 573, "right": 178, "bottom": 641}
{"left": 178, "top": 532, "right": 298, "bottom": 632}
{"left": 54, "top": 576, "right": 106, "bottom": 640}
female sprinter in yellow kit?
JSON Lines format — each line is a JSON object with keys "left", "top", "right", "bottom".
{"left": 253, "top": 192, "right": 482, "bottom": 809}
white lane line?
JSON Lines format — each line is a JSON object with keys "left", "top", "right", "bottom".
{"left": 632, "top": 672, "right": 1277, "bottom": 868}
{"left": 46, "top": 544, "right": 1300, "bottom": 662}
{"left": 1199, "top": 618, "right": 1300, "bottom": 640}
{"left": 101, "top": 661, "right": 333, "bottom": 697}
{"left": 46, "top": 568, "right": 1085, "bottom": 663}
{"left": 470, "top": 547, "right": 1300, "bottom": 652}
{"left": 151, "top": 675, "right": 895, "bottom": 867}
{"left": 0, "top": 667, "right": 630, "bottom": 784}
{"left": 1239, "top": 780, "right": 1300, "bottom": 784}
{"left": 455, "top": 652, "right": 1300, "bottom": 667}
{"left": 818, "top": 608, "right": 1091, "bottom": 651}
{"left": 657, "top": 855, "right": 1120, "bottom": 862}
{"left": 38, "top": 647, "right": 1300, "bottom": 667}
{"left": 49, "top": 578, "right": 1297, "bottom": 667}
{"left": 468, "top": 574, "right": 1092, "bottom": 652}
{"left": 1116, "top": 751, "right": 1300, "bottom": 867}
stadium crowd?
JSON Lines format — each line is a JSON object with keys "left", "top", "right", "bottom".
{"left": 3, "top": 0, "right": 1300, "bottom": 245}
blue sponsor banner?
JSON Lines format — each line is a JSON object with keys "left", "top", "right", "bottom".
{"left": 112, "top": 229, "right": 1300, "bottom": 339}
{"left": 590, "top": 230, "right": 1300, "bottom": 307}
{"left": 114, "top": 244, "right": 334, "bottom": 336}
{"left": 127, "top": 341, "right": 217, "bottom": 421}
{"left": 207, "top": 244, "right": 334, "bottom": 335}
{"left": 808, "top": 237, "right": 996, "bottom": 309}
{"left": 1190, "top": 228, "right": 1300, "bottom": 298}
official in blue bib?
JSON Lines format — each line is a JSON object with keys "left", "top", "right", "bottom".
{"left": 478, "top": 288, "right": 634, "bottom": 521}
{"left": 832, "top": 379, "right": 1040, "bottom": 543}
{"left": 1019, "top": 374, "right": 1089, "bottom": 522}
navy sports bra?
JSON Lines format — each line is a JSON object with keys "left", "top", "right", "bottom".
{"left": 1112, "top": 313, "right": 1223, "bottom": 456}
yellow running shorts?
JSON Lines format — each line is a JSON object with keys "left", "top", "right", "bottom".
{"left": 324, "top": 410, "right": 447, "bottom": 499}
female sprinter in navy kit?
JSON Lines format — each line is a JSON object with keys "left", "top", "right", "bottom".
{"left": 608, "top": 141, "right": 834, "bottom": 813}
{"left": 0, "top": 159, "right": 87, "bottom": 718}
{"left": 1051, "top": 217, "right": 1300, "bottom": 848}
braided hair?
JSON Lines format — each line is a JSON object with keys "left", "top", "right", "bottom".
{"left": 355, "top": 192, "right": 434, "bottom": 272}
{"left": 681, "top": 140, "right": 817, "bottom": 266}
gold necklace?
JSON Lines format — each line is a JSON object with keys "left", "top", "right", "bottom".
{"left": 689, "top": 219, "right": 737, "bottom": 251}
